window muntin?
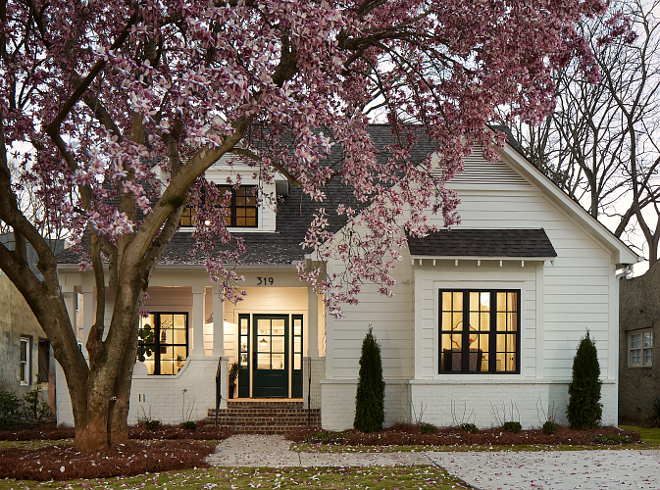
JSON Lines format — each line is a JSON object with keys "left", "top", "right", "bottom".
{"left": 19, "top": 337, "right": 30, "bottom": 384}
{"left": 138, "top": 313, "right": 188, "bottom": 375}
{"left": 440, "top": 290, "right": 519, "bottom": 374}
{"left": 629, "top": 329, "right": 653, "bottom": 367}
{"left": 179, "top": 185, "right": 258, "bottom": 228}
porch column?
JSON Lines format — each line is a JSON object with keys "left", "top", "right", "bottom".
{"left": 62, "top": 285, "right": 77, "bottom": 338}
{"left": 212, "top": 285, "right": 225, "bottom": 357}
{"left": 81, "top": 285, "right": 94, "bottom": 358}
{"left": 307, "top": 287, "right": 319, "bottom": 358}
{"left": 191, "top": 286, "right": 204, "bottom": 357}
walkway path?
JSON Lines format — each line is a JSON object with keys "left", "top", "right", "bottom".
{"left": 206, "top": 435, "right": 660, "bottom": 490}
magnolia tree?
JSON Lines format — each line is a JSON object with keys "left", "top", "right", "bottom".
{"left": 0, "top": 0, "right": 615, "bottom": 451}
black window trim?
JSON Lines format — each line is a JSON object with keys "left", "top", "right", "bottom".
{"left": 438, "top": 289, "right": 521, "bottom": 374}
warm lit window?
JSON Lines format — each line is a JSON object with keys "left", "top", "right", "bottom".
{"left": 629, "top": 329, "right": 653, "bottom": 367}
{"left": 19, "top": 337, "right": 30, "bottom": 384}
{"left": 179, "top": 185, "right": 258, "bottom": 228}
{"left": 137, "top": 313, "right": 188, "bottom": 375}
{"left": 439, "top": 290, "right": 519, "bottom": 373}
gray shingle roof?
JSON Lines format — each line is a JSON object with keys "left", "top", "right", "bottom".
{"left": 57, "top": 125, "right": 443, "bottom": 267}
{"left": 407, "top": 229, "right": 557, "bottom": 258}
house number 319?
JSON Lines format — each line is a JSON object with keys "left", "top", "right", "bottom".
{"left": 257, "top": 276, "right": 274, "bottom": 285}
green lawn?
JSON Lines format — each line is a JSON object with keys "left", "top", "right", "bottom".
{"left": 0, "top": 466, "right": 470, "bottom": 490}
{"left": 620, "top": 425, "right": 660, "bottom": 449}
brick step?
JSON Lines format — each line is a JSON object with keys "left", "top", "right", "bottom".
{"left": 206, "top": 404, "right": 320, "bottom": 433}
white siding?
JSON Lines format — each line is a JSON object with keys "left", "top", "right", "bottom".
{"left": 325, "top": 255, "right": 415, "bottom": 380}
{"left": 319, "top": 145, "right": 620, "bottom": 430}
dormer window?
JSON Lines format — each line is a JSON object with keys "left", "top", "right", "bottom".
{"left": 179, "top": 185, "right": 258, "bottom": 228}
{"left": 217, "top": 185, "right": 258, "bottom": 227}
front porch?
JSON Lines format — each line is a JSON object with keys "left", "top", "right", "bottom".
{"left": 55, "top": 266, "right": 327, "bottom": 426}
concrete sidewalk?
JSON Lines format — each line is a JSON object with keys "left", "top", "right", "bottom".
{"left": 206, "top": 434, "right": 660, "bottom": 490}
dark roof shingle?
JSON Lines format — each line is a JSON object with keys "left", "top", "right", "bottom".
{"left": 407, "top": 229, "right": 557, "bottom": 258}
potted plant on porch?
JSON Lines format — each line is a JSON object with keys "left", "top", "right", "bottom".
{"left": 228, "top": 362, "right": 239, "bottom": 399}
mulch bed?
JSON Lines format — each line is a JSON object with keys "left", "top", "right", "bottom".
{"left": 0, "top": 423, "right": 643, "bottom": 482}
{"left": 286, "top": 423, "right": 641, "bottom": 448}
{"left": 0, "top": 423, "right": 231, "bottom": 481}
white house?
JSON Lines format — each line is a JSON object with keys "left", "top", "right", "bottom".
{"left": 55, "top": 125, "right": 637, "bottom": 430}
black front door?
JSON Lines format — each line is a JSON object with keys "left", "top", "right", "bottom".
{"left": 253, "top": 315, "right": 289, "bottom": 397}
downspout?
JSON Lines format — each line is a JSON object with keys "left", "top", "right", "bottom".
{"left": 614, "top": 265, "right": 631, "bottom": 428}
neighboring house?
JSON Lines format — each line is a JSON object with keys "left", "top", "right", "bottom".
{"left": 54, "top": 126, "right": 637, "bottom": 430}
{"left": 0, "top": 235, "right": 64, "bottom": 411}
{"left": 618, "top": 261, "right": 660, "bottom": 423}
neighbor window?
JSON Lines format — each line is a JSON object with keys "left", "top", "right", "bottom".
{"left": 180, "top": 185, "right": 258, "bottom": 228}
{"left": 19, "top": 336, "right": 31, "bottom": 384}
{"left": 629, "top": 329, "right": 653, "bottom": 367}
{"left": 137, "top": 313, "right": 188, "bottom": 375}
{"left": 439, "top": 290, "right": 520, "bottom": 373}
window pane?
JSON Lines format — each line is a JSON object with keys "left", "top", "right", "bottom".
{"left": 452, "top": 313, "right": 463, "bottom": 331}
{"left": 294, "top": 338, "right": 301, "bottom": 353}
{"left": 258, "top": 319, "right": 270, "bottom": 335}
{"left": 257, "top": 353, "right": 270, "bottom": 369}
{"left": 271, "top": 354, "right": 285, "bottom": 370}
{"left": 631, "top": 349, "right": 641, "bottom": 363}
{"left": 644, "top": 332, "right": 653, "bottom": 348}
{"left": 272, "top": 337, "right": 285, "bottom": 352}
{"left": 452, "top": 292, "right": 463, "bottom": 310}
{"left": 294, "top": 319, "right": 302, "bottom": 336}
{"left": 644, "top": 348, "right": 652, "bottom": 364}
{"left": 630, "top": 333, "right": 641, "bottom": 348}
{"left": 294, "top": 355, "right": 301, "bottom": 370}
{"left": 174, "top": 328, "right": 187, "bottom": 344}
{"left": 442, "top": 292, "right": 453, "bottom": 311}
{"left": 441, "top": 312, "right": 452, "bottom": 330}
{"left": 258, "top": 337, "right": 270, "bottom": 352}
{"left": 480, "top": 312, "right": 490, "bottom": 331}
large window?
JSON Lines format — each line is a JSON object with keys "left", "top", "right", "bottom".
{"left": 629, "top": 329, "right": 653, "bottom": 367}
{"left": 19, "top": 336, "right": 31, "bottom": 384}
{"left": 138, "top": 313, "right": 188, "bottom": 375}
{"left": 180, "top": 185, "right": 258, "bottom": 228}
{"left": 439, "top": 290, "right": 519, "bottom": 374}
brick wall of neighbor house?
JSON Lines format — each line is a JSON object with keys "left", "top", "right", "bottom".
{"left": 56, "top": 357, "right": 219, "bottom": 426}
{"left": 619, "top": 262, "right": 660, "bottom": 423}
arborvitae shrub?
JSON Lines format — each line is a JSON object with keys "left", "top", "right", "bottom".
{"left": 566, "top": 331, "right": 602, "bottom": 429}
{"left": 353, "top": 327, "right": 385, "bottom": 433}
{"left": 503, "top": 421, "right": 522, "bottom": 433}
{"left": 420, "top": 423, "right": 437, "bottom": 434}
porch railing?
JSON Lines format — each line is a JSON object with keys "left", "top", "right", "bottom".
{"left": 215, "top": 357, "right": 222, "bottom": 427}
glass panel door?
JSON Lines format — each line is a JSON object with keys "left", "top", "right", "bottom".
{"left": 253, "top": 315, "right": 289, "bottom": 397}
